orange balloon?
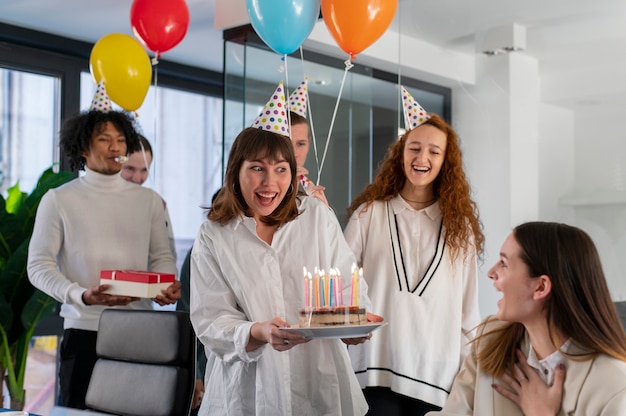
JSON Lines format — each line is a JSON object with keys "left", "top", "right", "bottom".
{"left": 321, "top": 0, "right": 398, "bottom": 59}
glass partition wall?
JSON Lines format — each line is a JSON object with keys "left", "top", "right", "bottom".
{"left": 223, "top": 27, "right": 451, "bottom": 225}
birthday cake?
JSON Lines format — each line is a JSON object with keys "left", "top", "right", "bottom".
{"left": 299, "top": 305, "right": 367, "bottom": 327}
{"left": 300, "top": 266, "right": 365, "bottom": 327}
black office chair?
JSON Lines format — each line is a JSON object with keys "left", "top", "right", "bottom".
{"left": 85, "top": 309, "right": 195, "bottom": 416}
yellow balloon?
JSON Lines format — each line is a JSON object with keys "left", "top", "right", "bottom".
{"left": 89, "top": 33, "right": 152, "bottom": 111}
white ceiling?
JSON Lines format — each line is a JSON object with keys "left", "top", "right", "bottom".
{"left": 1, "top": 0, "right": 625, "bottom": 111}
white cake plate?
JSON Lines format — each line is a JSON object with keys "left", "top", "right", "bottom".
{"left": 282, "top": 322, "right": 388, "bottom": 339}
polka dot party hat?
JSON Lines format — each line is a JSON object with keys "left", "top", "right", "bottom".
{"left": 90, "top": 81, "right": 112, "bottom": 113}
{"left": 252, "top": 81, "right": 289, "bottom": 137}
{"left": 401, "top": 85, "right": 430, "bottom": 131}
{"left": 288, "top": 78, "right": 308, "bottom": 118}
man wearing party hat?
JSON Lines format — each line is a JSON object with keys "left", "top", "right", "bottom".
{"left": 287, "top": 78, "right": 329, "bottom": 206}
{"left": 27, "top": 81, "right": 180, "bottom": 410}
{"left": 344, "top": 86, "right": 483, "bottom": 415}
{"left": 189, "top": 81, "right": 381, "bottom": 415}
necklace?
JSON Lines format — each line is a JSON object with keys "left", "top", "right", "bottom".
{"left": 400, "top": 194, "right": 436, "bottom": 204}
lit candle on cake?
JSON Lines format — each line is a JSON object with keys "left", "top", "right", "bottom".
{"left": 351, "top": 263, "right": 358, "bottom": 306}
{"left": 328, "top": 274, "right": 337, "bottom": 308}
{"left": 336, "top": 268, "right": 344, "bottom": 306}
{"left": 307, "top": 272, "right": 313, "bottom": 311}
{"left": 303, "top": 267, "right": 309, "bottom": 308}
{"left": 330, "top": 268, "right": 339, "bottom": 307}
{"left": 355, "top": 267, "right": 363, "bottom": 307}
{"left": 322, "top": 269, "right": 330, "bottom": 307}
{"left": 320, "top": 270, "right": 326, "bottom": 307}
{"left": 314, "top": 267, "right": 320, "bottom": 308}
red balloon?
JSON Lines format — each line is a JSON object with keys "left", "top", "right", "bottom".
{"left": 130, "top": 0, "right": 190, "bottom": 55}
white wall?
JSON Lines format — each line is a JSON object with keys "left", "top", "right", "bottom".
{"left": 455, "top": 53, "right": 626, "bottom": 312}
{"left": 454, "top": 53, "right": 541, "bottom": 317}
{"left": 538, "top": 104, "right": 575, "bottom": 224}
{"left": 569, "top": 106, "right": 626, "bottom": 301}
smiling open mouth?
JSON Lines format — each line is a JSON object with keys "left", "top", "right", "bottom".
{"left": 256, "top": 192, "right": 278, "bottom": 206}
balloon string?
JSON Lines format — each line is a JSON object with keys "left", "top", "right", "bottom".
{"left": 298, "top": 47, "right": 320, "bottom": 182}
{"left": 306, "top": 74, "right": 319, "bottom": 177}
{"left": 397, "top": 3, "right": 403, "bottom": 134}
{"left": 150, "top": 54, "right": 159, "bottom": 184}
{"left": 139, "top": 140, "right": 150, "bottom": 179}
{"left": 317, "top": 58, "right": 353, "bottom": 185}
{"left": 284, "top": 53, "right": 292, "bottom": 143}
{"left": 284, "top": 53, "right": 290, "bottom": 110}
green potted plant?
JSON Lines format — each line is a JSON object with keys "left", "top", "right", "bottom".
{"left": 0, "top": 166, "right": 73, "bottom": 410}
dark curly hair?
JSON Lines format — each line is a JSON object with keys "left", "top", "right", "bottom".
{"left": 60, "top": 110, "right": 141, "bottom": 171}
{"left": 346, "top": 113, "right": 484, "bottom": 260}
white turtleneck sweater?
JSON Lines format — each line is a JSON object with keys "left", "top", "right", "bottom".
{"left": 27, "top": 167, "right": 177, "bottom": 331}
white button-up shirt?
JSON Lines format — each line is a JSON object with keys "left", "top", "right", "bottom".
{"left": 527, "top": 339, "right": 571, "bottom": 386}
{"left": 190, "top": 197, "right": 371, "bottom": 416}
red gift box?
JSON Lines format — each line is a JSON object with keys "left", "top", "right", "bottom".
{"left": 100, "top": 270, "right": 175, "bottom": 298}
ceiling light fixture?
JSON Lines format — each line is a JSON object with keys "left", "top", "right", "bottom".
{"left": 481, "top": 23, "right": 526, "bottom": 56}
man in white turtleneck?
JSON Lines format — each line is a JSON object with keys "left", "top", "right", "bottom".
{"left": 27, "top": 108, "right": 180, "bottom": 410}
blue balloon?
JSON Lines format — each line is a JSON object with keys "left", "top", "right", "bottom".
{"left": 246, "top": 0, "right": 321, "bottom": 55}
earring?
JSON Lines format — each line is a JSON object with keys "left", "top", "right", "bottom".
{"left": 232, "top": 182, "right": 240, "bottom": 195}
{"left": 287, "top": 183, "right": 294, "bottom": 194}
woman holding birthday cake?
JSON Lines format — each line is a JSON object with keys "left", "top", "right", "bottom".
{"left": 189, "top": 82, "right": 381, "bottom": 416}
{"left": 343, "top": 87, "right": 484, "bottom": 416}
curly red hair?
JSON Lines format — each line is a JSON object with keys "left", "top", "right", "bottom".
{"left": 346, "top": 114, "right": 484, "bottom": 259}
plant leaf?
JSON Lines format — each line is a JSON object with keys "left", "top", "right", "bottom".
{"left": 0, "top": 292, "right": 13, "bottom": 331}
{"left": 0, "top": 194, "right": 15, "bottom": 260}
{"left": 11, "top": 289, "right": 58, "bottom": 399}
{"left": 0, "top": 168, "right": 73, "bottom": 263}
{"left": 5, "top": 181, "right": 25, "bottom": 214}
{"left": 0, "top": 165, "right": 73, "bottom": 381}
{"left": 0, "top": 238, "right": 34, "bottom": 344}
{"left": 14, "top": 167, "right": 74, "bottom": 238}
{"left": 21, "top": 289, "right": 57, "bottom": 330}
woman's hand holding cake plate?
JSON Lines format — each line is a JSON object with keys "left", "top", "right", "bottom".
{"left": 249, "top": 317, "right": 309, "bottom": 352}
{"left": 341, "top": 312, "right": 384, "bottom": 345}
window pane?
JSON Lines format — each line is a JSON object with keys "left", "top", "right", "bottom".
{"left": 0, "top": 68, "right": 58, "bottom": 193}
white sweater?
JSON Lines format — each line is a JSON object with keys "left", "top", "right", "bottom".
{"left": 344, "top": 197, "right": 480, "bottom": 407}
{"left": 27, "top": 167, "right": 177, "bottom": 331}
